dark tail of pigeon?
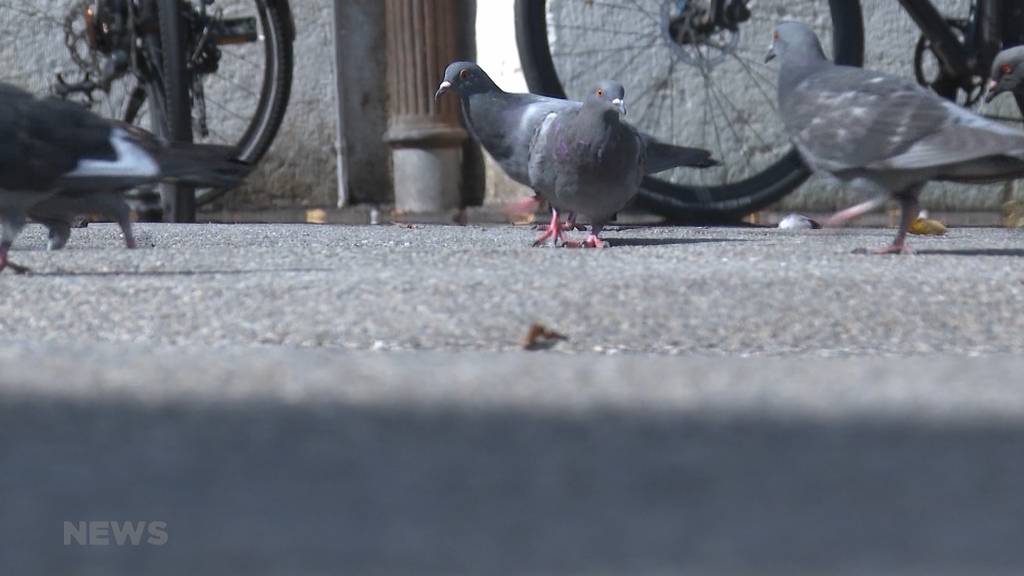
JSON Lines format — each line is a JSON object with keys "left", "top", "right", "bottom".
{"left": 154, "top": 144, "right": 253, "bottom": 188}
{"left": 644, "top": 141, "right": 719, "bottom": 175}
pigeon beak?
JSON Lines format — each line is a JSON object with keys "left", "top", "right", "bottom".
{"left": 611, "top": 98, "right": 626, "bottom": 116}
{"left": 435, "top": 81, "right": 452, "bottom": 101}
{"left": 764, "top": 46, "right": 776, "bottom": 64}
{"left": 984, "top": 79, "right": 999, "bottom": 103}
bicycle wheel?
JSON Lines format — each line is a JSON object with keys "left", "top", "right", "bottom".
{"left": 159, "top": 0, "right": 295, "bottom": 214}
{"left": 514, "top": 0, "right": 864, "bottom": 221}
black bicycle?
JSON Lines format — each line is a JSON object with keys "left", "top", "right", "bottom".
{"left": 515, "top": 0, "right": 1024, "bottom": 222}
{"left": 0, "top": 0, "right": 294, "bottom": 222}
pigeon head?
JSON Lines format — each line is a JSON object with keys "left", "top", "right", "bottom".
{"left": 765, "top": 21, "right": 826, "bottom": 64}
{"left": 588, "top": 81, "right": 627, "bottom": 116}
{"left": 436, "top": 62, "right": 498, "bottom": 100}
{"left": 986, "top": 47, "right": 1024, "bottom": 103}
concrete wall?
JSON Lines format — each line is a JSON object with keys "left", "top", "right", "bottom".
{"left": 475, "top": 0, "right": 1024, "bottom": 212}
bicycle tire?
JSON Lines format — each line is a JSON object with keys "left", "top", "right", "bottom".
{"left": 157, "top": 0, "right": 196, "bottom": 222}
{"left": 196, "top": 0, "right": 295, "bottom": 207}
{"left": 514, "top": 0, "right": 866, "bottom": 222}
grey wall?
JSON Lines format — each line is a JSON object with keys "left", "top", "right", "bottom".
{"left": 217, "top": 0, "right": 341, "bottom": 210}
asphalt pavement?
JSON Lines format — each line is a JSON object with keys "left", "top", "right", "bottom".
{"left": 3, "top": 222, "right": 1024, "bottom": 575}
{"left": 3, "top": 222, "right": 1024, "bottom": 355}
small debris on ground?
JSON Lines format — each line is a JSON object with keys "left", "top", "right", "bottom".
{"left": 521, "top": 323, "right": 567, "bottom": 351}
{"left": 305, "top": 209, "right": 328, "bottom": 225}
{"left": 1004, "top": 200, "right": 1024, "bottom": 228}
{"left": 909, "top": 210, "right": 947, "bottom": 236}
{"left": 778, "top": 213, "right": 821, "bottom": 230}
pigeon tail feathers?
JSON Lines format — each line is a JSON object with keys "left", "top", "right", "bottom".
{"left": 644, "top": 141, "right": 718, "bottom": 174}
{"left": 154, "top": 144, "right": 252, "bottom": 188}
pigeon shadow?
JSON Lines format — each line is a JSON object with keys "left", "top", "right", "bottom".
{"left": 915, "top": 248, "right": 1024, "bottom": 257}
{"left": 17, "top": 267, "right": 335, "bottom": 278}
{"left": 607, "top": 237, "right": 746, "bottom": 247}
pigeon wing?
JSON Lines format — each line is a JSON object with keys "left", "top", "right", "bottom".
{"left": 784, "top": 68, "right": 955, "bottom": 172}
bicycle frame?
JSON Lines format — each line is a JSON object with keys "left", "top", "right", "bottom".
{"left": 900, "top": 0, "right": 1024, "bottom": 77}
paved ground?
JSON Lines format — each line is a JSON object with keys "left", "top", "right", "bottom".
{"left": 3, "top": 222, "right": 1024, "bottom": 355}
{"left": 3, "top": 222, "right": 1024, "bottom": 575}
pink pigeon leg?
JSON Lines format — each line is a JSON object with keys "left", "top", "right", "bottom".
{"left": 824, "top": 195, "right": 888, "bottom": 228}
{"left": 0, "top": 241, "right": 30, "bottom": 275}
{"left": 532, "top": 207, "right": 573, "bottom": 247}
{"left": 871, "top": 194, "right": 918, "bottom": 255}
{"left": 505, "top": 195, "right": 542, "bottom": 222}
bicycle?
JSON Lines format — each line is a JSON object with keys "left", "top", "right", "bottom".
{"left": 515, "top": 0, "right": 1024, "bottom": 222}
{"left": 0, "top": 0, "right": 294, "bottom": 222}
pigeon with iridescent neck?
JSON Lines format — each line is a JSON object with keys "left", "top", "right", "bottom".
{"left": 436, "top": 62, "right": 716, "bottom": 247}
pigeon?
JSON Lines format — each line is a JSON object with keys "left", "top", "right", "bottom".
{"left": 527, "top": 81, "right": 628, "bottom": 234}
{"left": 767, "top": 21, "right": 1024, "bottom": 254}
{"left": 436, "top": 62, "right": 716, "bottom": 247}
{"left": 985, "top": 46, "right": 1024, "bottom": 103}
{"left": 0, "top": 82, "right": 249, "bottom": 272}
{"left": 29, "top": 191, "right": 134, "bottom": 251}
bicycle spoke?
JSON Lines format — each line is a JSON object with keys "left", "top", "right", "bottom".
{"left": 219, "top": 45, "right": 264, "bottom": 70}
{"left": 209, "top": 71, "right": 261, "bottom": 101}
{"left": 623, "top": 0, "right": 660, "bottom": 26}
{"left": 729, "top": 54, "right": 778, "bottom": 114}
{"left": 562, "top": 39, "right": 661, "bottom": 92}
{"left": 547, "top": 23, "right": 652, "bottom": 38}
{"left": 709, "top": 74, "right": 769, "bottom": 154}
{"left": 550, "top": 43, "right": 666, "bottom": 58}
{"left": 204, "top": 95, "right": 252, "bottom": 123}
{"left": 0, "top": 2, "right": 66, "bottom": 27}
{"left": 706, "top": 79, "right": 745, "bottom": 156}
{"left": 702, "top": 74, "right": 727, "bottom": 172}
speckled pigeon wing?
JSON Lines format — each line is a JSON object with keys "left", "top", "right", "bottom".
{"left": 783, "top": 67, "right": 954, "bottom": 172}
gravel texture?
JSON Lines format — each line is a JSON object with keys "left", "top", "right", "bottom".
{"left": 3, "top": 222, "right": 1024, "bottom": 356}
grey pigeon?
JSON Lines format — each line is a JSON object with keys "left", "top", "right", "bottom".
{"left": 436, "top": 62, "right": 716, "bottom": 247}
{"left": 537, "top": 80, "right": 628, "bottom": 234}
{"left": 0, "top": 82, "right": 249, "bottom": 272}
{"left": 767, "top": 21, "right": 1024, "bottom": 253}
{"left": 985, "top": 46, "right": 1024, "bottom": 102}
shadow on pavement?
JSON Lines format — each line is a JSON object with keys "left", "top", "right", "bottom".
{"left": 607, "top": 237, "right": 746, "bottom": 247}
{"left": 916, "top": 248, "right": 1024, "bottom": 257}
{"left": 20, "top": 267, "right": 335, "bottom": 278}
{"left": 2, "top": 396, "right": 1022, "bottom": 575}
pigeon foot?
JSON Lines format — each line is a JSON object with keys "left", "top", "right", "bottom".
{"left": 532, "top": 208, "right": 576, "bottom": 247}
{"left": 0, "top": 254, "right": 30, "bottom": 275}
{"left": 853, "top": 243, "right": 914, "bottom": 255}
{"left": 871, "top": 243, "right": 914, "bottom": 255}
{"left": 564, "top": 234, "right": 607, "bottom": 249}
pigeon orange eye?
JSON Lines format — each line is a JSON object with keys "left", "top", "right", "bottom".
{"left": 773, "top": 31, "right": 779, "bottom": 41}
{"left": 597, "top": 89, "right": 604, "bottom": 97}
{"left": 459, "top": 69, "right": 470, "bottom": 81}
{"left": 1002, "top": 63, "right": 1013, "bottom": 75}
